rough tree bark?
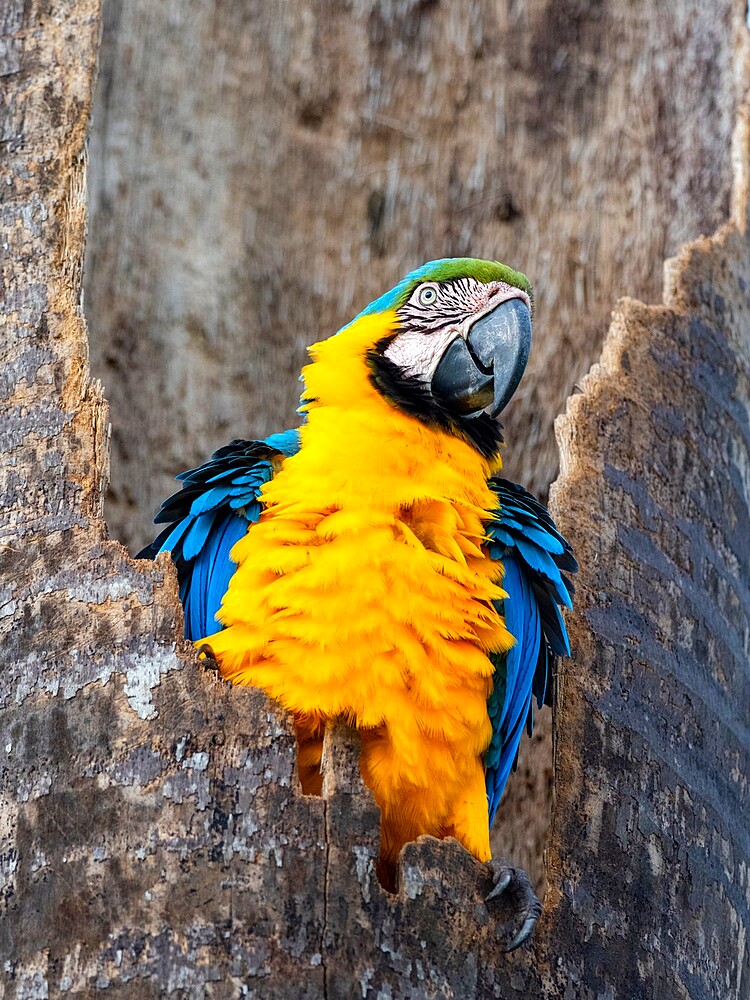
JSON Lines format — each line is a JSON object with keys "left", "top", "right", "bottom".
{"left": 2, "top": 2, "right": 749, "bottom": 998}
{"left": 83, "top": 0, "right": 747, "bottom": 889}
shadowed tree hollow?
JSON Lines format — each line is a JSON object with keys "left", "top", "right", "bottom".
{"left": 1, "top": 1, "right": 749, "bottom": 997}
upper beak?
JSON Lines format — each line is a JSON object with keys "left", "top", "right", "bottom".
{"left": 430, "top": 296, "right": 532, "bottom": 418}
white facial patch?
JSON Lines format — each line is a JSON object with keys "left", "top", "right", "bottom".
{"left": 383, "top": 324, "right": 461, "bottom": 379}
{"left": 384, "top": 277, "right": 527, "bottom": 381}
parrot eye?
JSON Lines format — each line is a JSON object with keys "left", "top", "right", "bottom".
{"left": 417, "top": 283, "right": 438, "bottom": 306}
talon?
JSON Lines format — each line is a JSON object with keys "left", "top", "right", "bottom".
{"left": 506, "top": 914, "right": 539, "bottom": 952}
{"left": 197, "top": 643, "right": 219, "bottom": 671}
{"left": 485, "top": 868, "right": 512, "bottom": 901}
{"left": 485, "top": 858, "right": 542, "bottom": 951}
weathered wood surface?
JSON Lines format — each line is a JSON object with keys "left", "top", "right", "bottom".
{"left": 2, "top": 1, "right": 749, "bottom": 997}
{"left": 83, "top": 0, "right": 746, "bottom": 887}
{"left": 546, "top": 201, "right": 750, "bottom": 997}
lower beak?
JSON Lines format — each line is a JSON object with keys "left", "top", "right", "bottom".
{"left": 430, "top": 297, "right": 532, "bottom": 418}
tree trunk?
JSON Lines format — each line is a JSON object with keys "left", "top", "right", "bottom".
{"left": 2, "top": 2, "right": 749, "bottom": 997}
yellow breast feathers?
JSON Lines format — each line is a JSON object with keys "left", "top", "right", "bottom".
{"left": 200, "top": 312, "right": 514, "bottom": 864}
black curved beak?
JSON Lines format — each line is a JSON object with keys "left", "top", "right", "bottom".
{"left": 431, "top": 296, "right": 532, "bottom": 418}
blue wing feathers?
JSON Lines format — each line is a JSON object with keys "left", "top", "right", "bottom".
{"left": 184, "top": 511, "right": 249, "bottom": 640}
{"left": 261, "top": 429, "right": 302, "bottom": 455}
{"left": 486, "top": 556, "right": 543, "bottom": 823}
{"left": 138, "top": 431, "right": 300, "bottom": 641}
{"left": 484, "top": 477, "right": 577, "bottom": 825}
{"left": 510, "top": 536, "right": 565, "bottom": 586}
{"left": 182, "top": 508, "right": 220, "bottom": 563}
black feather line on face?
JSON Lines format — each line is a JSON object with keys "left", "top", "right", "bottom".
{"left": 397, "top": 276, "right": 483, "bottom": 334}
{"left": 366, "top": 337, "right": 504, "bottom": 459}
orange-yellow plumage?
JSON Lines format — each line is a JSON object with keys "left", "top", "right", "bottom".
{"left": 200, "top": 311, "right": 514, "bottom": 866}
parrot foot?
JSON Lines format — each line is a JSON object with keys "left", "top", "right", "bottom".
{"left": 196, "top": 644, "right": 219, "bottom": 673}
{"left": 485, "top": 858, "right": 541, "bottom": 952}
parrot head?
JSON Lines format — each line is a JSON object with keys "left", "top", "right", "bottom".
{"left": 361, "top": 258, "right": 532, "bottom": 422}
{"left": 304, "top": 258, "right": 533, "bottom": 457}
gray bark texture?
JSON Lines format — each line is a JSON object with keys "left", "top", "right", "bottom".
{"left": 2, "top": 1, "right": 750, "bottom": 998}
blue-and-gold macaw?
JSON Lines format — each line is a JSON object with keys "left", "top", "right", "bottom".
{"left": 140, "top": 258, "right": 576, "bottom": 949}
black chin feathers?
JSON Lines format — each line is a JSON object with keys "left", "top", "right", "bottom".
{"left": 366, "top": 339, "right": 504, "bottom": 459}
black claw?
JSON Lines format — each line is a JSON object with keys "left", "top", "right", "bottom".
{"left": 507, "top": 915, "right": 538, "bottom": 952}
{"left": 485, "top": 867, "right": 512, "bottom": 901}
{"left": 197, "top": 643, "right": 219, "bottom": 672}
{"left": 485, "top": 858, "right": 542, "bottom": 952}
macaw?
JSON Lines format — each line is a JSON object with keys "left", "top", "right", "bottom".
{"left": 140, "top": 258, "right": 576, "bottom": 950}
